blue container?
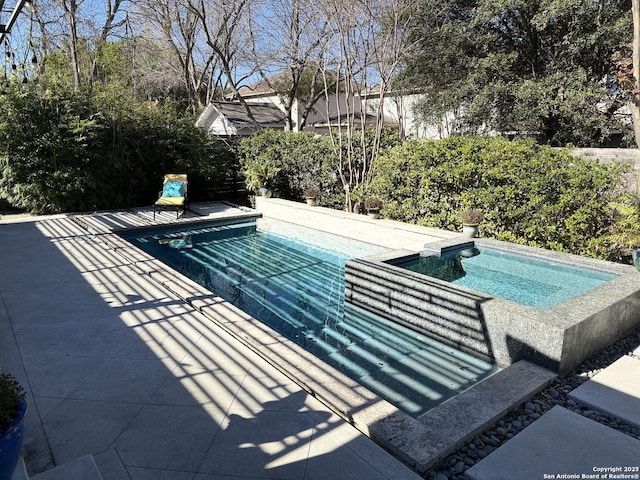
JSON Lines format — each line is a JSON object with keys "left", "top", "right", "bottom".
{"left": 0, "top": 399, "right": 27, "bottom": 480}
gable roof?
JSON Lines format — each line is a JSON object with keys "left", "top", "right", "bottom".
{"left": 196, "top": 101, "right": 286, "bottom": 136}
{"left": 212, "top": 101, "right": 285, "bottom": 125}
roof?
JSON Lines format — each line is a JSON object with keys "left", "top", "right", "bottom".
{"left": 231, "top": 71, "right": 367, "bottom": 100}
{"left": 210, "top": 101, "right": 285, "bottom": 126}
{"left": 195, "top": 101, "right": 286, "bottom": 136}
{"left": 235, "top": 79, "right": 277, "bottom": 99}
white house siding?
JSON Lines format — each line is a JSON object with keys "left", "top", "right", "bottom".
{"left": 208, "top": 114, "right": 238, "bottom": 136}
{"left": 243, "top": 91, "right": 366, "bottom": 132}
{"left": 364, "top": 93, "right": 455, "bottom": 140}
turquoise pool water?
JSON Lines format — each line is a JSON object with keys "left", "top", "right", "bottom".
{"left": 393, "top": 247, "right": 617, "bottom": 310}
{"left": 121, "top": 220, "right": 500, "bottom": 417}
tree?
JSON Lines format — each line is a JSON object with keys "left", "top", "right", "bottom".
{"left": 55, "top": 0, "right": 128, "bottom": 89}
{"left": 246, "top": 0, "right": 333, "bottom": 131}
{"left": 315, "top": 0, "right": 411, "bottom": 211}
{"left": 132, "top": 0, "right": 220, "bottom": 110}
{"left": 186, "top": 0, "right": 261, "bottom": 125}
{"left": 399, "top": 0, "right": 632, "bottom": 146}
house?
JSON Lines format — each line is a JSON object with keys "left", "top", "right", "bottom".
{"left": 195, "top": 101, "right": 286, "bottom": 137}
{"left": 231, "top": 74, "right": 398, "bottom": 134}
{"left": 199, "top": 74, "right": 430, "bottom": 138}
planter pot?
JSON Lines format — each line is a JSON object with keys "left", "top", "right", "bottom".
{"left": 305, "top": 198, "right": 317, "bottom": 207}
{"left": 632, "top": 249, "right": 640, "bottom": 272}
{"left": 0, "top": 399, "right": 27, "bottom": 480}
{"left": 367, "top": 209, "right": 380, "bottom": 219}
{"left": 259, "top": 187, "right": 272, "bottom": 198}
{"left": 462, "top": 224, "right": 479, "bottom": 238}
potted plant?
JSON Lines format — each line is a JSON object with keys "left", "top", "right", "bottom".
{"left": 0, "top": 372, "right": 26, "bottom": 480}
{"left": 364, "top": 197, "right": 383, "bottom": 219}
{"left": 303, "top": 186, "right": 320, "bottom": 206}
{"left": 243, "top": 161, "right": 281, "bottom": 198}
{"left": 461, "top": 208, "right": 484, "bottom": 238}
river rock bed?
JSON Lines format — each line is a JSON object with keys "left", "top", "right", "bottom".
{"left": 423, "top": 325, "right": 640, "bottom": 480}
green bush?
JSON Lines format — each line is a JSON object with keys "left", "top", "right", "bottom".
{"left": 239, "top": 130, "right": 334, "bottom": 200}
{"left": 0, "top": 84, "right": 232, "bottom": 213}
{"left": 238, "top": 127, "right": 402, "bottom": 209}
{"left": 369, "top": 136, "right": 627, "bottom": 258}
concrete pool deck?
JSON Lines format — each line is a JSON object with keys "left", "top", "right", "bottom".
{"left": 0, "top": 204, "right": 424, "bottom": 479}
{"left": 1, "top": 201, "right": 639, "bottom": 478}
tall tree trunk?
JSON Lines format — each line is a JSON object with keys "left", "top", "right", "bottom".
{"left": 61, "top": 0, "right": 82, "bottom": 89}
{"left": 632, "top": 0, "right": 640, "bottom": 148}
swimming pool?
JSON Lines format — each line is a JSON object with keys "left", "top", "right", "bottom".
{"left": 121, "top": 220, "right": 500, "bottom": 417}
{"left": 389, "top": 246, "right": 617, "bottom": 310}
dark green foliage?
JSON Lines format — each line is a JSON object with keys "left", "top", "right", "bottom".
{"left": 0, "top": 372, "right": 25, "bottom": 431}
{"left": 591, "top": 193, "right": 640, "bottom": 263}
{"left": 368, "top": 136, "right": 627, "bottom": 257}
{"left": 0, "top": 84, "right": 232, "bottom": 214}
{"left": 398, "top": 0, "right": 632, "bottom": 146}
{"left": 239, "top": 130, "right": 334, "bottom": 201}
{"left": 238, "top": 127, "right": 402, "bottom": 209}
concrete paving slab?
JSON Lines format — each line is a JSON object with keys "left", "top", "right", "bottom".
{"left": 49, "top": 325, "right": 138, "bottom": 357}
{"left": 198, "top": 408, "right": 316, "bottom": 479}
{"left": 42, "top": 399, "right": 144, "bottom": 466}
{"left": 130, "top": 467, "right": 196, "bottom": 480}
{"left": 466, "top": 406, "right": 640, "bottom": 480}
{"left": 92, "top": 448, "right": 129, "bottom": 480}
{"left": 69, "top": 358, "right": 175, "bottom": 403}
{"left": 31, "top": 454, "right": 102, "bottom": 480}
{"left": 10, "top": 458, "right": 28, "bottom": 480}
{"left": 26, "top": 355, "right": 109, "bottom": 398}
{"left": 149, "top": 366, "right": 246, "bottom": 409}
{"left": 14, "top": 324, "right": 82, "bottom": 354}
{"left": 113, "top": 404, "right": 225, "bottom": 472}
{"left": 568, "top": 355, "right": 640, "bottom": 428}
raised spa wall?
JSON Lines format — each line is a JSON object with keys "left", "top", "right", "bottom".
{"left": 254, "top": 198, "right": 640, "bottom": 376}
{"left": 345, "top": 237, "right": 640, "bottom": 375}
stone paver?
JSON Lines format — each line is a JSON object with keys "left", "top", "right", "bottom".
{"left": 30, "top": 455, "right": 102, "bottom": 480}
{"left": 568, "top": 355, "right": 640, "bottom": 429}
{"left": 7, "top": 205, "right": 637, "bottom": 480}
{"left": 466, "top": 406, "right": 640, "bottom": 480}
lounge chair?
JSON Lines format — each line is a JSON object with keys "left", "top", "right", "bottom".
{"left": 153, "top": 174, "right": 188, "bottom": 220}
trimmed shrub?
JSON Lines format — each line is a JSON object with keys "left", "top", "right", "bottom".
{"left": 369, "top": 136, "right": 627, "bottom": 257}
{"left": 239, "top": 130, "right": 335, "bottom": 201}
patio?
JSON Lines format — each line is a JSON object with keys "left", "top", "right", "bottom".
{"left": 0, "top": 203, "right": 422, "bottom": 479}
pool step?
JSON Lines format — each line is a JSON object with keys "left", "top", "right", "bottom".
{"left": 366, "top": 360, "right": 556, "bottom": 472}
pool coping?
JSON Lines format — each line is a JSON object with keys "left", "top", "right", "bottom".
{"left": 100, "top": 214, "right": 557, "bottom": 473}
